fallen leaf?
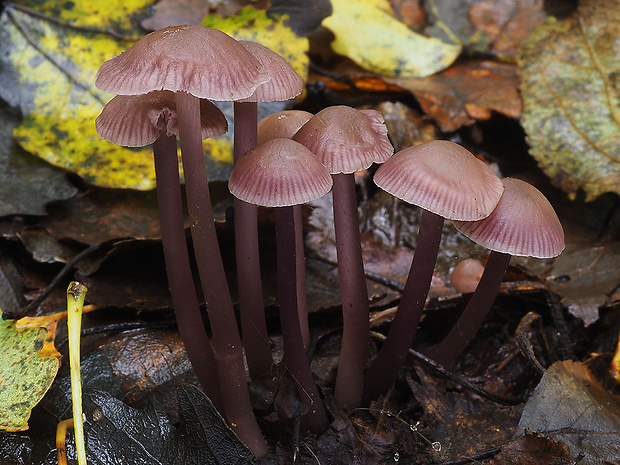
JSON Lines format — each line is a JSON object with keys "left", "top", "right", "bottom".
{"left": 407, "top": 365, "right": 523, "bottom": 462}
{"left": 487, "top": 431, "right": 571, "bottom": 465}
{"left": 202, "top": 6, "right": 310, "bottom": 85}
{"left": 516, "top": 360, "right": 620, "bottom": 464}
{"left": 322, "top": 0, "right": 461, "bottom": 78}
{"left": 76, "top": 386, "right": 257, "bottom": 464}
{"left": 388, "top": 60, "right": 522, "bottom": 131}
{"left": 468, "top": 0, "right": 546, "bottom": 56}
{"left": 0, "top": 99, "right": 77, "bottom": 217}
{"left": 544, "top": 242, "right": 620, "bottom": 326}
{"left": 0, "top": 309, "right": 60, "bottom": 432}
{"left": 41, "top": 189, "right": 161, "bottom": 246}
{"left": 519, "top": 0, "right": 620, "bottom": 200}
{"left": 425, "top": 0, "right": 546, "bottom": 58}
{"left": 0, "top": 2, "right": 158, "bottom": 190}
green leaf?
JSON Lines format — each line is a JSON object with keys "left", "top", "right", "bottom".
{"left": 0, "top": 309, "right": 60, "bottom": 432}
{"left": 519, "top": 0, "right": 620, "bottom": 201}
{"left": 322, "top": 0, "right": 461, "bottom": 78}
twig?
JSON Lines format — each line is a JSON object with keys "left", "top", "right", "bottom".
{"left": 370, "top": 331, "right": 527, "bottom": 406}
{"left": 19, "top": 243, "right": 105, "bottom": 315}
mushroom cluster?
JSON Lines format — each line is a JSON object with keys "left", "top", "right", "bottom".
{"left": 94, "top": 24, "right": 565, "bottom": 458}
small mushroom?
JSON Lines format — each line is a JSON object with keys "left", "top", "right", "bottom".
{"left": 293, "top": 105, "right": 393, "bottom": 409}
{"left": 363, "top": 140, "right": 504, "bottom": 403}
{"left": 257, "top": 110, "right": 314, "bottom": 353}
{"left": 95, "top": 91, "right": 225, "bottom": 412}
{"left": 231, "top": 43, "right": 304, "bottom": 378}
{"left": 229, "top": 138, "right": 332, "bottom": 434}
{"left": 425, "top": 177, "right": 565, "bottom": 365}
{"left": 95, "top": 25, "right": 268, "bottom": 457}
{"left": 450, "top": 258, "right": 485, "bottom": 294}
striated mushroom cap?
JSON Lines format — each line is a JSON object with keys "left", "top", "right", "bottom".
{"left": 257, "top": 110, "right": 313, "bottom": 145}
{"left": 95, "top": 25, "right": 269, "bottom": 101}
{"left": 95, "top": 91, "right": 227, "bottom": 147}
{"left": 453, "top": 177, "right": 565, "bottom": 259}
{"left": 229, "top": 138, "right": 332, "bottom": 207}
{"left": 374, "top": 140, "right": 504, "bottom": 221}
{"left": 293, "top": 105, "right": 394, "bottom": 174}
{"left": 236, "top": 41, "right": 304, "bottom": 103}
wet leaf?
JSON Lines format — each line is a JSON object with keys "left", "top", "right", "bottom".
{"left": 322, "top": 0, "right": 461, "bottom": 78}
{"left": 487, "top": 431, "right": 571, "bottom": 465}
{"left": 78, "top": 386, "right": 257, "bottom": 464}
{"left": 0, "top": 309, "right": 60, "bottom": 432}
{"left": 519, "top": 0, "right": 620, "bottom": 200}
{"left": 0, "top": 2, "right": 160, "bottom": 190}
{"left": 467, "top": 0, "right": 546, "bottom": 56}
{"left": 388, "top": 60, "right": 522, "bottom": 131}
{"left": 517, "top": 360, "right": 620, "bottom": 464}
{"left": 0, "top": 103, "right": 77, "bottom": 217}
{"left": 544, "top": 242, "right": 620, "bottom": 326}
{"left": 41, "top": 189, "right": 161, "bottom": 246}
{"left": 202, "top": 6, "right": 310, "bottom": 85}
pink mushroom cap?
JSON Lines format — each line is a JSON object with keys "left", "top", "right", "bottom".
{"left": 293, "top": 105, "right": 394, "bottom": 174}
{"left": 453, "top": 177, "right": 565, "bottom": 259}
{"left": 228, "top": 138, "right": 333, "bottom": 207}
{"left": 95, "top": 91, "right": 227, "bottom": 147}
{"left": 374, "top": 140, "right": 504, "bottom": 221}
{"left": 95, "top": 25, "right": 269, "bottom": 101}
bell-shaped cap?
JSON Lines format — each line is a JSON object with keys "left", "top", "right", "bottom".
{"left": 95, "top": 25, "right": 269, "bottom": 101}
{"left": 95, "top": 91, "right": 227, "bottom": 147}
{"left": 229, "top": 138, "right": 333, "bottom": 207}
{"left": 293, "top": 105, "right": 394, "bottom": 174}
{"left": 236, "top": 41, "right": 304, "bottom": 103}
{"left": 257, "top": 110, "right": 313, "bottom": 145}
{"left": 453, "top": 177, "right": 565, "bottom": 259}
{"left": 374, "top": 140, "right": 504, "bottom": 221}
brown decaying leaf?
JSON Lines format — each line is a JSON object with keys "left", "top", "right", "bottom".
{"left": 517, "top": 360, "right": 620, "bottom": 464}
{"left": 487, "top": 431, "right": 571, "bottom": 465}
{"left": 41, "top": 190, "right": 161, "bottom": 246}
{"left": 468, "top": 0, "right": 546, "bottom": 56}
{"left": 407, "top": 365, "right": 523, "bottom": 462}
{"left": 387, "top": 60, "right": 522, "bottom": 132}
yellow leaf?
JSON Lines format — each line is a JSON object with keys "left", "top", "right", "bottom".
{"left": 202, "top": 6, "right": 309, "bottom": 83}
{"left": 322, "top": 0, "right": 461, "bottom": 77}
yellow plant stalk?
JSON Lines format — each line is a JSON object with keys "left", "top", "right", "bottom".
{"left": 612, "top": 332, "right": 620, "bottom": 383}
{"left": 67, "top": 281, "right": 88, "bottom": 465}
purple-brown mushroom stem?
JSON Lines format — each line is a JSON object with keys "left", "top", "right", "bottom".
{"left": 331, "top": 173, "right": 370, "bottom": 409}
{"left": 362, "top": 210, "right": 444, "bottom": 403}
{"left": 424, "top": 251, "right": 511, "bottom": 365}
{"left": 176, "top": 91, "right": 268, "bottom": 457}
{"left": 275, "top": 206, "right": 329, "bottom": 434}
{"left": 152, "top": 133, "right": 223, "bottom": 412}
{"left": 233, "top": 101, "right": 273, "bottom": 378}
{"left": 423, "top": 177, "right": 565, "bottom": 366}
